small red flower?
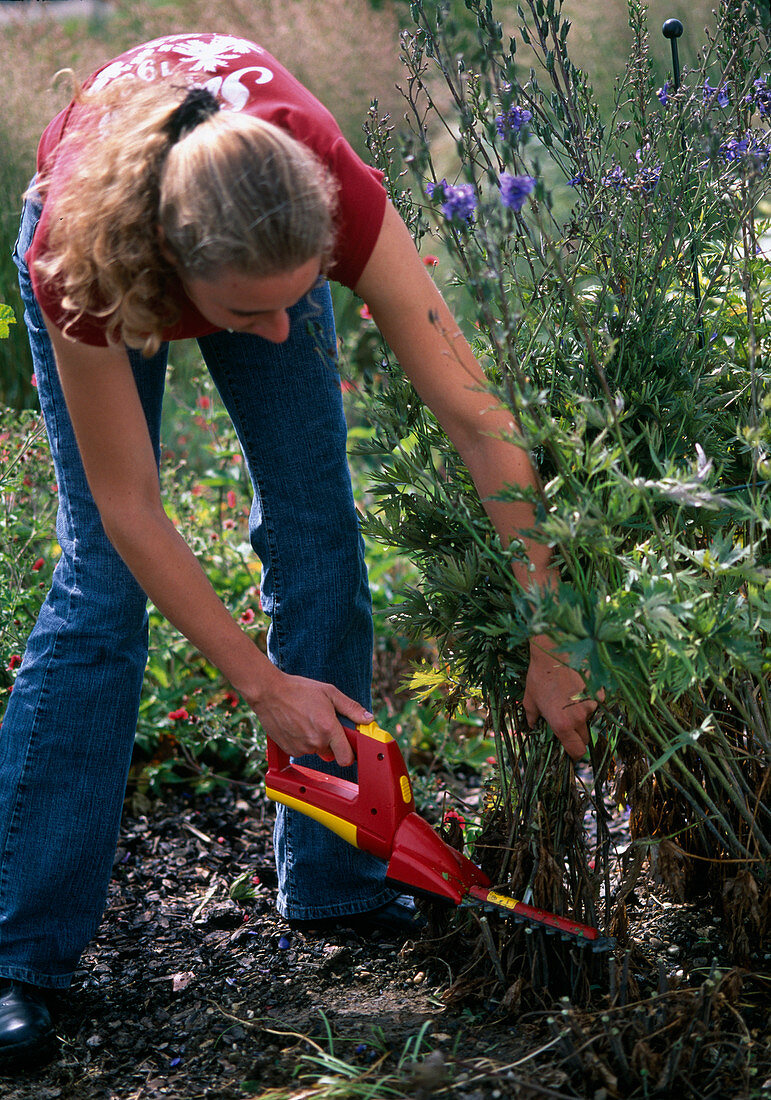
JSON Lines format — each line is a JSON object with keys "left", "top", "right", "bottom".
{"left": 7, "top": 655, "right": 22, "bottom": 671}
{"left": 359, "top": 304, "right": 373, "bottom": 321}
{"left": 226, "top": 490, "right": 237, "bottom": 509}
{"left": 32, "top": 558, "right": 45, "bottom": 572}
{"left": 167, "top": 708, "right": 189, "bottom": 722}
{"left": 443, "top": 809, "right": 466, "bottom": 829}
{"left": 239, "top": 608, "right": 256, "bottom": 625}
{"left": 31, "top": 374, "right": 38, "bottom": 389}
{"left": 197, "top": 395, "right": 211, "bottom": 410}
{"left": 423, "top": 254, "right": 439, "bottom": 267}
{"left": 223, "top": 691, "right": 239, "bottom": 708}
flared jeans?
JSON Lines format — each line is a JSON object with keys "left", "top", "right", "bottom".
{"left": 0, "top": 192, "right": 391, "bottom": 989}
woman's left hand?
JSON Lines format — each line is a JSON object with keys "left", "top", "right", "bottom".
{"left": 522, "top": 635, "right": 601, "bottom": 760}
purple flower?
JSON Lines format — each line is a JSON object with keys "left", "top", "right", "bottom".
{"left": 601, "top": 164, "right": 628, "bottom": 191}
{"left": 721, "top": 135, "right": 750, "bottom": 161}
{"left": 425, "top": 179, "right": 443, "bottom": 201}
{"left": 745, "top": 77, "right": 771, "bottom": 117}
{"left": 634, "top": 165, "right": 661, "bottom": 193}
{"left": 704, "top": 81, "right": 730, "bottom": 108}
{"left": 426, "top": 178, "right": 477, "bottom": 222}
{"left": 657, "top": 81, "right": 670, "bottom": 106}
{"left": 495, "top": 104, "right": 533, "bottom": 138}
{"left": 499, "top": 173, "right": 536, "bottom": 211}
{"left": 632, "top": 146, "right": 660, "bottom": 193}
{"left": 720, "top": 131, "right": 770, "bottom": 169}
{"left": 567, "top": 170, "right": 588, "bottom": 187}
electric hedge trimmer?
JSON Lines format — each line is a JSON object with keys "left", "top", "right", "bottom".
{"left": 266, "top": 719, "right": 614, "bottom": 950}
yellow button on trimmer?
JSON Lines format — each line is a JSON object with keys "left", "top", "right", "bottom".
{"left": 357, "top": 720, "right": 393, "bottom": 743}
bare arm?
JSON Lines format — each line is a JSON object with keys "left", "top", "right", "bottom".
{"left": 43, "top": 315, "right": 371, "bottom": 765}
{"left": 355, "top": 203, "right": 597, "bottom": 759}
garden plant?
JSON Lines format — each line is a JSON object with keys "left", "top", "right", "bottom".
{"left": 352, "top": 0, "right": 771, "bottom": 1009}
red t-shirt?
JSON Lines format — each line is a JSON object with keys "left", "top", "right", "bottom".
{"left": 29, "top": 33, "right": 387, "bottom": 346}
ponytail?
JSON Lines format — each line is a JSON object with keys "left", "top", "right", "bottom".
{"left": 32, "top": 76, "right": 337, "bottom": 355}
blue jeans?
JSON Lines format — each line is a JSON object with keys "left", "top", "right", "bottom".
{"left": 0, "top": 192, "right": 392, "bottom": 989}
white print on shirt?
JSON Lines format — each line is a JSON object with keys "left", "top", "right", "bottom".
{"left": 151, "top": 34, "right": 260, "bottom": 73}
{"left": 89, "top": 33, "right": 274, "bottom": 112}
{"left": 202, "top": 67, "right": 274, "bottom": 112}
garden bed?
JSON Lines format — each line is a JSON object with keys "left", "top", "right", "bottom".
{"left": 1, "top": 780, "right": 767, "bottom": 1100}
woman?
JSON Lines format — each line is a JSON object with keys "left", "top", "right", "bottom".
{"left": 1, "top": 33, "right": 596, "bottom": 1063}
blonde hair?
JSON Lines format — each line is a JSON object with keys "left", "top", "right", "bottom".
{"left": 33, "top": 78, "right": 338, "bottom": 355}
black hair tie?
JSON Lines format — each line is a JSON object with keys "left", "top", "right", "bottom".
{"left": 165, "top": 86, "right": 220, "bottom": 144}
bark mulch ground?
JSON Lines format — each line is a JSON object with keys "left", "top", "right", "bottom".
{"left": 2, "top": 781, "right": 769, "bottom": 1100}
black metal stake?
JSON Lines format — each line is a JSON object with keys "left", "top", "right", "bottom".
{"left": 663, "top": 17, "right": 705, "bottom": 350}
{"left": 663, "top": 17, "right": 683, "bottom": 87}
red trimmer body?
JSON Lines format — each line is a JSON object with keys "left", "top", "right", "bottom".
{"left": 266, "top": 720, "right": 607, "bottom": 946}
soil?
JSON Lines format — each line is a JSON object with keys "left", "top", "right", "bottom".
{"left": 1, "top": 781, "right": 769, "bottom": 1100}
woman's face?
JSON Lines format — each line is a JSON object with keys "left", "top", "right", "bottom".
{"left": 182, "top": 257, "right": 322, "bottom": 343}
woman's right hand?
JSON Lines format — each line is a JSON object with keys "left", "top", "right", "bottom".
{"left": 247, "top": 665, "right": 373, "bottom": 767}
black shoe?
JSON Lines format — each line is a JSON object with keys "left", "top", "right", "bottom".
{"left": 287, "top": 895, "right": 427, "bottom": 939}
{"left": 0, "top": 981, "right": 56, "bottom": 1069}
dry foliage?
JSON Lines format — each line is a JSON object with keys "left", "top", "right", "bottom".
{"left": 0, "top": 0, "right": 404, "bottom": 164}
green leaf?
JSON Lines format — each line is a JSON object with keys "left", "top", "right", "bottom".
{"left": 0, "top": 304, "right": 16, "bottom": 339}
{"left": 640, "top": 719, "right": 712, "bottom": 782}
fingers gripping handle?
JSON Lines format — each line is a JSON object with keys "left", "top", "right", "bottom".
{"left": 265, "top": 720, "right": 416, "bottom": 861}
{"left": 265, "top": 721, "right": 358, "bottom": 774}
